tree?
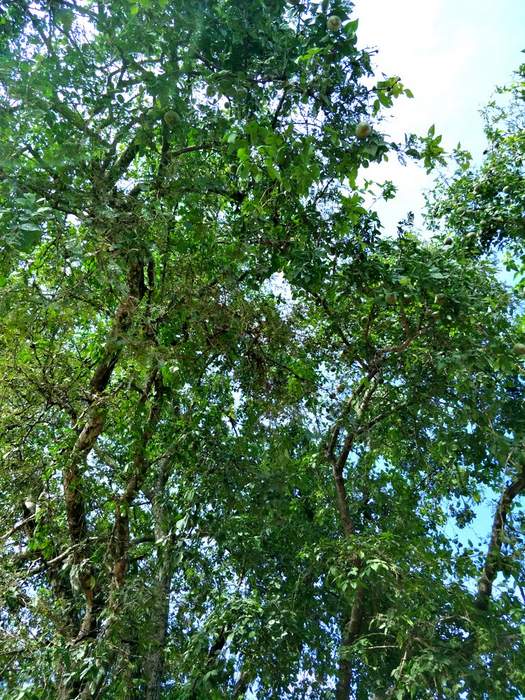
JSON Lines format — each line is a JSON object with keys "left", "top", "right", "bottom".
{"left": 0, "top": 2, "right": 524, "bottom": 699}
{"left": 426, "top": 63, "right": 525, "bottom": 262}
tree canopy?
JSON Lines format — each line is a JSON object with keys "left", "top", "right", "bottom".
{"left": 0, "top": 2, "right": 524, "bottom": 699}
{"left": 427, "top": 63, "right": 525, "bottom": 277}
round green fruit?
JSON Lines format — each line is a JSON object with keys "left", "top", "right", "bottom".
{"left": 163, "top": 110, "right": 178, "bottom": 127}
{"left": 355, "top": 121, "right": 372, "bottom": 139}
{"left": 513, "top": 343, "right": 525, "bottom": 356}
{"left": 327, "top": 15, "right": 342, "bottom": 32}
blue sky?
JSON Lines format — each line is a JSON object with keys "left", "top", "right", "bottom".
{"left": 353, "top": 0, "right": 525, "bottom": 233}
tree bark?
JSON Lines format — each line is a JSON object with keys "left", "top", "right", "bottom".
{"left": 476, "top": 471, "right": 525, "bottom": 610}
{"left": 63, "top": 275, "right": 146, "bottom": 643}
{"left": 143, "top": 554, "right": 173, "bottom": 700}
{"left": 57, "top": 262, "right": 148, "bottom": 699}
{"left": 335, "top": 585, "right": 365, "bottom": 700}
{"left": 329, "top": 381, "right": 380, "bottom": 699}
{"left": 143, "top": 457, "right": 174, "bottom": 700}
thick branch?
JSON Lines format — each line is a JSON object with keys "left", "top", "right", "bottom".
{"left": 333, "top": 465, "right": 355, "bottom": 537}
{"left": 329, "top": 377, "right": 381, "bottom": 536}
{"left": 1, "top": 514, "right": 35, "bottom": 542}
{"left": 106, "top": 138, "right": 142, "bottom": 188}
{"left": 111, "top": 373, "right": 163, "bottom": 587}
{"left": 142, "top": 455, "right": 176, "bottom": 699}
{"left": 476, "top": 472, "right": 525, "bottom": 610}
{"left": 62, "top": 261, "right": 147, "bottom": 640}
{"left": 335, "top": 586, "right": 365, "bottom": 700}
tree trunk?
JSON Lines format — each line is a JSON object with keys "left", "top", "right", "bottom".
{"left": 476, "top": 471, "right": 525, "bottom": 609}
{"left": 143, "top": 555, "right": 172, "bottom": 699}
{"left": 143, "top": 457, "right": 174, "bottom": 699}
{"left": 335, "top": 585, "right": 365, "bottom": 700}
{"left": 335, "top": 653, "right": 352, "bottom": 700}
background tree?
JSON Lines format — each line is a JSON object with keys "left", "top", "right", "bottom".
{"left": 0, "top": 2, "right": 524, "bottom": 699}
{"left": 426, "top": 63, "right": 525, "bottom": 268}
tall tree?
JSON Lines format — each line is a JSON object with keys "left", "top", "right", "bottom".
{"left": 0, "top": 2, "right": 524, "bottom": 699}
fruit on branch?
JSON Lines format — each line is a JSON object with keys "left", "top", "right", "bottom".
{"left": 355, "top": 121, "right": 372, "bottom": 139}
{"left": 23, "top": 500, "right": 36, "bottom": 514}
{"left": 163, "top": 110, "right": 178, "bottom": 127}
{"left": 327, "top": 15, "right": 342, "bottom": 32}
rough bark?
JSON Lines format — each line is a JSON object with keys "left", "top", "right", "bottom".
{"left": 143, "top": 457, "right": 174, "bottom": 700}
{"left": 232, "top": 669, "right": 252, "bottom": 697}
{"left": 63, "top": 279, "right": 145, "bottom": 643}
{"left": 110, "top": 370, "right": 162, "bottom": 589}
{"left": 328, "top": 380, "right": 380, "bottom": 699}
{"left": 143, "top": 561, "right": 172, "bottom": 700}
{"left": 476, "top": 471, "right": 525, "bottom": 610}
{"left": 56, "top": 261, "right": 147, "bottom": 699}
{"left": 335, "top": 585, "right": 365, "bottom": 700}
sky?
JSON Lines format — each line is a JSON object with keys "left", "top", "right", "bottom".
{"left": 351, "top": 0, "right": 525, "bottom": 234}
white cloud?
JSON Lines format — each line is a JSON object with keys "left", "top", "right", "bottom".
{"left": 352, "top": 0, "right": 525, "bottom": 233}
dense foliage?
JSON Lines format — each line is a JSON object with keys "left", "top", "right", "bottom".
{"left": 0, "top": 2, "right": 524, "bottom": 698}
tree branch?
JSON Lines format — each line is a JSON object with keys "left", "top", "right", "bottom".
{"left": 336, "top": 585, "right": 365, "bottom": 700}
{"left": 475, "top": 471, "right": 525, "bottom": 610}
